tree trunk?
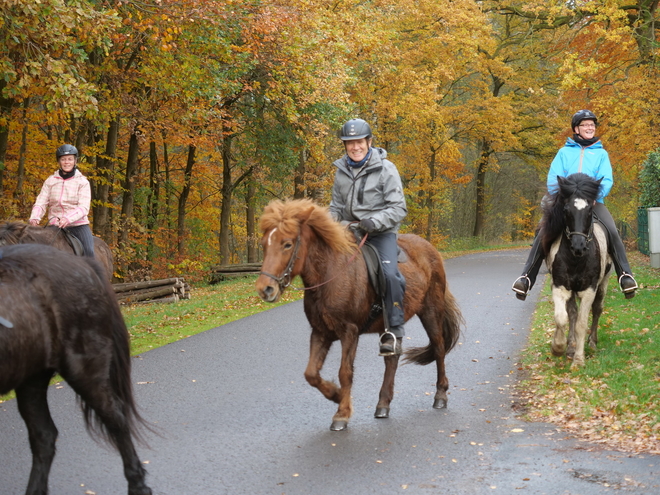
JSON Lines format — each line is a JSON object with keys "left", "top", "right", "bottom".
{"left": 93, "top": 118, "right": 119, "bottom": 239}
{"left": 119, "top": 127, "right": 140, "bottom": 246}
{"left": 13, "top": 99, "right": 30, "bottom": 201}
{"left": 219, "top": 126, "right": 234, "bottom": 265}
{"left": 245, "top": 174, "right": 258, "bottom": 263}
{"left": 177, "top": 144, "right": 195, "bottom": 256}
{"left": 425, "top": 147, "right": 437, "bottom": 242}
{"left": 294, "top": 148, "right": 306, "bottom": 199}
{"left": 0, "top": 81, "right": 14, "bottom": 195}
{"left": 473, "top": 139, "right": 492, "bottom": 238}
{"left": 147, "top": 140, "right": 159, "bottom": 261}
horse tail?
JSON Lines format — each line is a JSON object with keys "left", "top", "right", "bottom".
{"left": 80, "top": 259, "right": 149, "bottom": 446}
{"left": 404, "top": 287, "right": 463, "bottom": 366}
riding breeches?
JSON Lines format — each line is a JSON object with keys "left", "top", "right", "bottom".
{"left": 67, "top": 224, "right": 95, "bottom": 258}
{"left": 366, "top": 232, "right": 406, "bottom": 333}
{"left": 592, "top": 203, "right": 633, "bottom": 277}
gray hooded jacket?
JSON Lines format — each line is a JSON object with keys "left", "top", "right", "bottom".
{"left": 329, "top": 147, "right": 407, "bottom": 234}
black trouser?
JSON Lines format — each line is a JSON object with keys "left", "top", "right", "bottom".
{"left": 367, "top": 232, "right": 406, "bottom": 337}
{"left": 67, "top": 224, "right": 95, "bottom": 258}
{"left": 519, "top": 202, "right": 632, "bottom": 290}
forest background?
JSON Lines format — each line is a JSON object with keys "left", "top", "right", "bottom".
{"left": 1, "top": 0, "right": 658, "bottom": 281}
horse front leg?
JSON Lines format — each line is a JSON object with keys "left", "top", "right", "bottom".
{"left": 375, "top": 353, "right": 400, "bottom": 418}
{"left": 330, "top": 326, "right": 359, "bottom": 431}
{"left": 551, "top": 286, "right": 571, "bottom": 357}
{"left": 572, "top": 290, "right": 597, "bottom": 368}
{"left": 303, "top": 329, "right": 338, "bottom": 403}
{"left": 565, "top": 295, "right": 578, "bottom": 359}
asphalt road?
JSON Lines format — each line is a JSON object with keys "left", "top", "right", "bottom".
{"left": 1, "top": 249, "right": 658, "bottom": 495}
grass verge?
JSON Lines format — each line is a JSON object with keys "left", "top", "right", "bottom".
{"left": 516, "top": 251, "right": 660, "bottom": 454}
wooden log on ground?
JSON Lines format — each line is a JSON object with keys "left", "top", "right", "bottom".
{"left": 113, "top": 278, "right": 182, "bottom": 293}
{"left": 116, "top": 286, "right": 176, "bottom": 303}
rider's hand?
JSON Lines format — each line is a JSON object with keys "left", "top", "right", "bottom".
{"left": 58, "top": 217, "right": 70, "bottom": 228}
{"left": 359, "top": 218, "right": 376, "bottom": 233}
{"left": 29, "top": 219, "right": 39, "bottom": 226}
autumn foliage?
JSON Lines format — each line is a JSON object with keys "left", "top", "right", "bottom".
{"left": 1, "top": 0, "right": 658, "bottom": 280}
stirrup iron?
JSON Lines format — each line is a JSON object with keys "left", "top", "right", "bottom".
{"left": 378, "top": 330, "right": 398, "bottom": 357}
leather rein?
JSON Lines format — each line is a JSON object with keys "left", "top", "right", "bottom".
{"left": 259, "top": 229, "right": 368, "bottom": 293}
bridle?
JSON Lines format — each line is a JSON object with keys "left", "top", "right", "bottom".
{"left": 259, "top": 234, "right": 302, "bottom": 292}
{"left": 259, "top": 228, "right": 368, "bottom": 293}
{"left": 564, "top": 209, "right": 594, "bottom": 244}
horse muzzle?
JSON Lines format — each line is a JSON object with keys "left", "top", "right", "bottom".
{"left": 256, "top": 274, "right": 282, "bottom": 303}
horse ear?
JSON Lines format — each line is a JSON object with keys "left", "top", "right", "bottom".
{"left": 297, "top": 205, "right": 316, "bottom": 223}
{"left": 556, "top": 175, "right": 567, "bottom": 186}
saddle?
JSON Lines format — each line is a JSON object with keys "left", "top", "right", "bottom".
{"left": 359, "top": 236, "right": 408, "bottom": 334}
{"left": 61, "top": 228, "right": 85, "bottom": 256}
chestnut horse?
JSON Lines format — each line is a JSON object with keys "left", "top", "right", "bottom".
{"left": 0, "top": 244, "right": 151, "bottom": 494}
{"left": 255, "top": 199, "right": 463, "bottom": 431}
{"left": 0, "top": 221, "right": 114, "bottom": 281}
{"left": 542, "top": 173, "right": 611, "bottom": 367}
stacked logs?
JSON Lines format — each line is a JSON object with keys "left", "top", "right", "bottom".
{"left": 113, "top": 278, "right": 190, "bottom": 305}
{"left": 209, "top": 262, "right": 262, "bottom": 284}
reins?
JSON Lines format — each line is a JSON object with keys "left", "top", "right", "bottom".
{"left": 564, "top": 216, "right": 594, "bottom": 243}
{"left": 259, "top": 228, "right": 369, "bottom": 293}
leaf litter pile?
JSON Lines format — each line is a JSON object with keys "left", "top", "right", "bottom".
{"left": 515, "top": 255, "right": 659, "bottom": 455}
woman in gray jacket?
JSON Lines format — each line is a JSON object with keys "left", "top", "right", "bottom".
{"left": 329, "top": 119, "right": 408, "bottom": 356}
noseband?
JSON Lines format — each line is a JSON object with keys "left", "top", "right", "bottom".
{"left": 564, "top": 216, "right": 594, "bottom": 243}
{"left": 259, "top": 234, "right": 301, "bottom": 291}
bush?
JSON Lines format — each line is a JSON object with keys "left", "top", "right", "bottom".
{"left": 639, "top": 148, "right": 660, "bottom": 207}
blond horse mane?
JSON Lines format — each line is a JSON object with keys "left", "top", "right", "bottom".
{"left": 259, "top": 199, "right": 354, "bottom": 254}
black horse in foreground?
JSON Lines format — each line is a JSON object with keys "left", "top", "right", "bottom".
{"left": 541, "top": 173, "right": 612, "bottom": 368}
{"left": 0, "top": 244, "right": 151, "bottom": 495}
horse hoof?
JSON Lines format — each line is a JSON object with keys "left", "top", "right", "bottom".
{"left": 433, "top": 398, "right": 447, "bottom": 409}
{"left": 330, "top": 420, "right": 348, "bottom": 431}
{"left": 551, "top": 346, "right": 565, "bottom": 357}
{"left": 374, "top": 407, "right": 390, "bottom": 418}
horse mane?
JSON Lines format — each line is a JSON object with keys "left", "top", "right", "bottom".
{"left": 540, "top": 173, "right": 602, "bottom": 253}
{"left": 260, "top": 199, "right": 354, "bottom": 254}
{"left": 0, "top": 221, "right": 28, "bottom": 245}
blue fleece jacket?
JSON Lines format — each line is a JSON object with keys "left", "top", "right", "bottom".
{"left": 547, "top": 138, "right": 613, "bottom": 203}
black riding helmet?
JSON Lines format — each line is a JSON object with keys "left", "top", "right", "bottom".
{"left": 571, "top": 110, "right": 598, "bottom": 130}
{"left": 339, "top": 119, "right": 372, "bottom": 141}
{"left": 55, "top": 144, "right": 78, "bottom": 161}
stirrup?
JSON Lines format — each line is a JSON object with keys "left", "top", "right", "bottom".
{"left": 512, "top": 275, "right": 531, "bottom": 299}
{"left": 618, "top": 273, "right": 638, "bottom": 294}
{"left": 378, "top": 330, "right": 398, "bottom": 357}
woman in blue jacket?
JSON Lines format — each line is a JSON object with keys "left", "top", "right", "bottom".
{"left": 512, "top": 110, "right": 638, "bottom": 300}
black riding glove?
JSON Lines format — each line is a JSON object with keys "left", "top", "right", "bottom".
{"left": 359, "top": 218, "right": 376, "bottom": 233}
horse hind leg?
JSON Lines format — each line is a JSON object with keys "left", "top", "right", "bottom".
{"left": 414, "top": 306, "right": 449, "bottom": 409}
{"left": 15, "top": 371, "right": 57, "bottom": 495}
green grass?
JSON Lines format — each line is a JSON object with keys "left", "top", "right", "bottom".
{"left": 517, "top": 252, "right": 660, "bottom": 452}
{"left": 123, "top": 275, "right": 303, "bottom": 355}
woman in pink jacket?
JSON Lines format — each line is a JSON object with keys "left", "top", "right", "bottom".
{"left": 29, "top": 144, "right": 95, "bottom": 258}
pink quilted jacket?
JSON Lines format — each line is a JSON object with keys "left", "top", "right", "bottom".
{"left": 29, "top": 170, "right": 91, "bottom": 226}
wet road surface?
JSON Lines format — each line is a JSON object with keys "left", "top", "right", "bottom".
{"left": 1, "top": 250, "right": 658, "bottom": 494}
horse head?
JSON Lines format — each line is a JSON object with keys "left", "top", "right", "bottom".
{"left": 255, "top": 199, "right": 353, "bottom": 302}
{"left": 557, "top": 173, "right": 602, "bottom": 257}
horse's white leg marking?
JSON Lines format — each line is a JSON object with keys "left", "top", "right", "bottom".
{"left": 551, "top": 285, "right": 571, "bottom": 355}
{"left": 572, "top": 288, "right": 597, "bottom": 367}
{"left": 267, "top": 227, "right": 278, "bottom": 247}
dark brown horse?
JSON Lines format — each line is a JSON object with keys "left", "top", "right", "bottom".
{"left": 255, "top": 199, "right": 463, "bottom": 431}
{"left": 0, "top": 244, "right": 151, "bottom": 495}
{"left": 0, "top": 221, "right": 114, "bottom": 280}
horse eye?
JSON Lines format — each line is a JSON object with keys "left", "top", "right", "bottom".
{"left": 283, "top": 242, "right": 293, "bottom": 250}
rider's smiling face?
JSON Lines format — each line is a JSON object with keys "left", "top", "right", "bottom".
{"left": 575, "top": 119, "right": 597, "bottom": 140}
{"left": 344, "top": 138, "right": 372, "bottom": 163}
{"left": 58, "top": 155, "right": 76, "bottom": 173}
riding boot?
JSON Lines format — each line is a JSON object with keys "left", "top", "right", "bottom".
{"left": 379, "top": 332, "right": 403, "bottom": 356}
{"left": 593, "top": 204, "right": 637, "bottom": 298}
{"left": 512, "top": 231, "right": 545, "bottom": 301}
